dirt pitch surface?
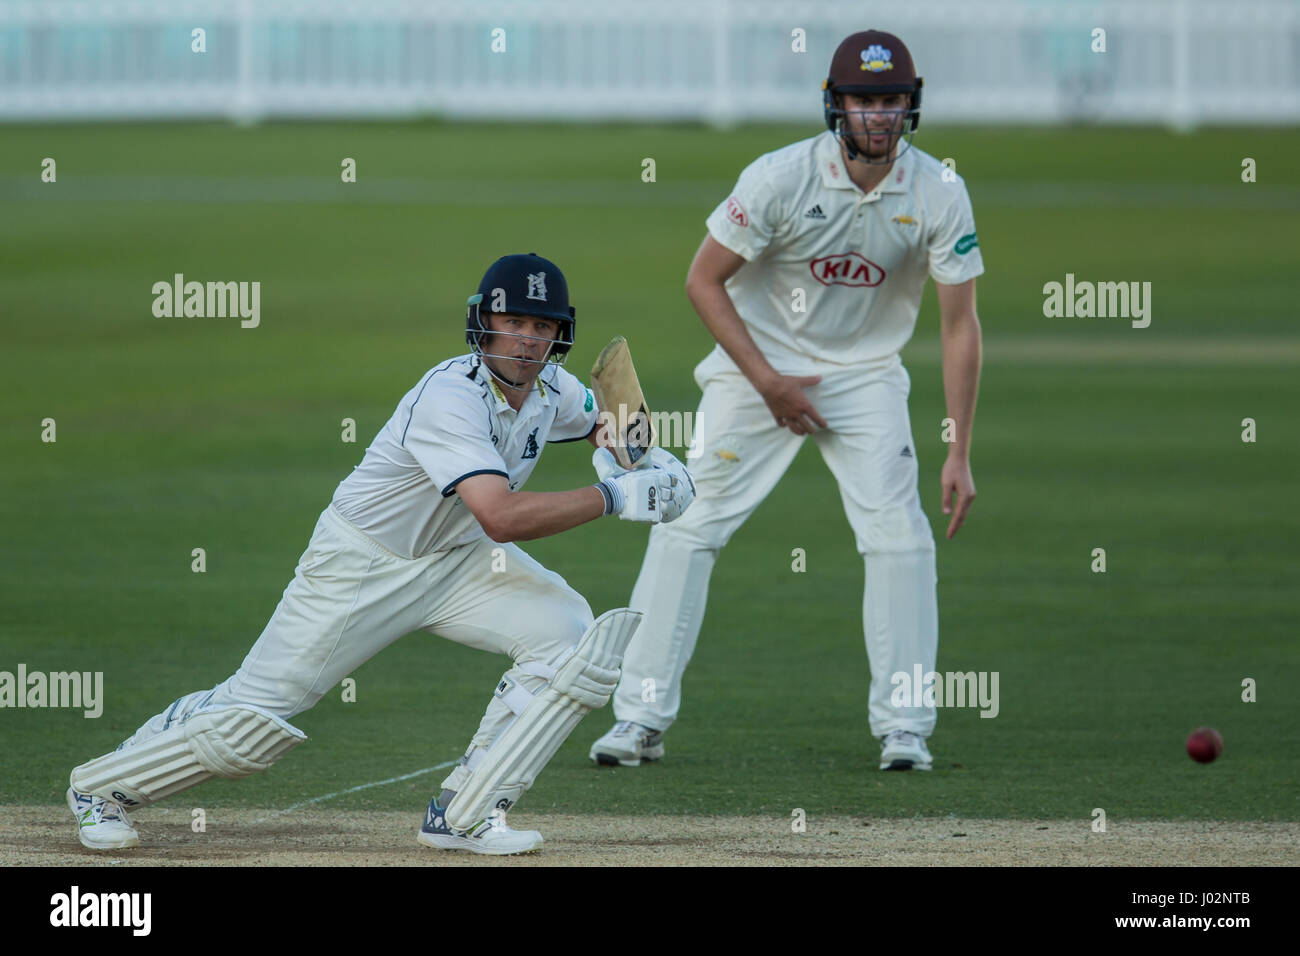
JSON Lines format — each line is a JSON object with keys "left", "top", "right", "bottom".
{"left": 6, "top": 806, "right": 1298, "bottom": 866}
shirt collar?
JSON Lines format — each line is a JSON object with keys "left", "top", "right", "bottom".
{"left": 879, "top": 146, "right": 913, "bottom": 194}
{"left": 817, "top": 131, "right": 914, "bottom": 195}
{"left": 817, "top": 132, "right": 856, "bottom": 191}
{"left": 478, "top": 361, "right": 550, "bottom": 412}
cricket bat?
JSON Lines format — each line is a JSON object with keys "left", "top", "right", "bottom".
{"left": 590, "top": 335, "right": 657, "bottom": 470}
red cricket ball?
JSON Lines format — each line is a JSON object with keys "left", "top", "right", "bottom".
{"left": 1186, "top": 727, "right": 1223, "bottom": 764}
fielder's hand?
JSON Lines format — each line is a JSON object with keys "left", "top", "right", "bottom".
{"left": 758, "top": 373, "right": 828, "bottom": 435}
{"left": 940, "top": 454, "right": 976, "bottom": 539}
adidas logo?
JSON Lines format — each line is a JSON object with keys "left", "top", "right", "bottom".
{"left": 900, "top": 446, "right": 913, "bottom": 458}
{"left": 804, "top": 204, "right": 827, "bottom": 220}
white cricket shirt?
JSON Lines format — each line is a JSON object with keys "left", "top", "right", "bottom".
{"left": 330, "top": 355, "right": 599, "bottom": 558}
{"left": 704, "top": 131, "right": 984, "bottom": 373}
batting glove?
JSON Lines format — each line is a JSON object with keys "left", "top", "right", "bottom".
{"left": 592, "top": 448, "right": 696, "bottom": 524}
{"left": 594, "top": 468, "right": 667, "bottom": 522}
{"left": 645, "top": 448, "right": 696, "bottom": 522}
{"left": 644, "top": 450, "right": 696, "bottom": 522}
{"left": 591, "top": 447, "right": 628, "bottom": 483}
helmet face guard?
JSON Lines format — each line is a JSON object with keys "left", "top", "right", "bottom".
{"left": 463, "top": 253, "right": 577, "bottom": 387}
{"left": 466, "top": 293, "right": 575, "bottom": 373}
{"left": 822, "top": 77, "right": 923, "bottom": 166}
{"left": 465, "top": 295, "right": 572, "bottom": 392}
{"left": 822, "top": 30, "right": 924, "bottom": 167}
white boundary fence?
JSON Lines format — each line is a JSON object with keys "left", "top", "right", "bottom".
{"left": 0, "top": 0, "right": 1296, "bottom": 125}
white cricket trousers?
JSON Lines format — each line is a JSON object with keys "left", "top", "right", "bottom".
{"left": 613, "top": 349, "right": 938, "bottom": 739}
{"left": 117, "top": 505, "right": 594, "bottom": 794}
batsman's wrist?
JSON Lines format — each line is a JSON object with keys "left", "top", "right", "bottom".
{"left": 594, "top": 480, "right": 623, "bottom": 516}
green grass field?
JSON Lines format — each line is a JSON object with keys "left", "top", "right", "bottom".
{"left": 2, "top": 122, "right": 1297, "bottom": 825}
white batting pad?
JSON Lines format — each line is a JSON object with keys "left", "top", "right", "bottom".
{"left": 70, "top": 704, "right": 307, "bottom": 808}
{"left": 444, "top": 608, "right": 642, "bottom": 831}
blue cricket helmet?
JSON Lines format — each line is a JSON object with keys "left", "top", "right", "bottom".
{"left": 465, "top": 253, "right": 576, "bottom": 360}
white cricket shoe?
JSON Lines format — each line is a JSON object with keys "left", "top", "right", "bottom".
{"left": 67, "top": 787, "right": 141, "bottom": 850}
{"left": 589, "top": 720, "right": 665, "bottom": 767}
{"left": 879, "top": 731, "right": 933, "bottom": 771}
{"left": 416, "top": 798, "right": 542, "bottom": 856}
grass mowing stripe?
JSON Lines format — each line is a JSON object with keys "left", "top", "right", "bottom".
{"left": 904, "top": 336, "right": 1300, "bottom": 364}
{"left": 3, "top": 177, "right": 1297, "bottom": 210}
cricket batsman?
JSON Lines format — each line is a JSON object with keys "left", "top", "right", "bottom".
{"left": 66, "top": 253, "right": 694, "bottom": 855}
{"left": 590, "top": 30, "right": 983, "bottom": 771}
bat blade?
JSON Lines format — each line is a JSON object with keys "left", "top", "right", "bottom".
{"left": 590, "top": 335, "right": 656, "bottom": 470}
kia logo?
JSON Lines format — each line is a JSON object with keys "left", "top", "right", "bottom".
{"left": 725, "top": 196, "right": 749, "bottom": 228}
{"left": 810, "top": 252, "right": 886, "bottom": 287}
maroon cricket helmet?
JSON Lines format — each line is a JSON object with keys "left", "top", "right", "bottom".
{"left": 822, "top": 30, "right": 924, "bottom": 163}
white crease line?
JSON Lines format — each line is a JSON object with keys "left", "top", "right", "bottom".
{"left": 254, "top": 760, "right": 459, "bottom": 823}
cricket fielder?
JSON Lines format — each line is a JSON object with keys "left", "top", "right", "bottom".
{"left": 590, "top": 30, "right": 983, "bottom": 771}
{"left": 66, "top": 253, "right": 694, "bottom": 855}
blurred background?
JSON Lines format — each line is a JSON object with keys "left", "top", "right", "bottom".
{"left": 2, "top": 1, "right": 1296, "bottom": 822}
{"left": 1, "top": 0, "right": 1297, "bottom": 125}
